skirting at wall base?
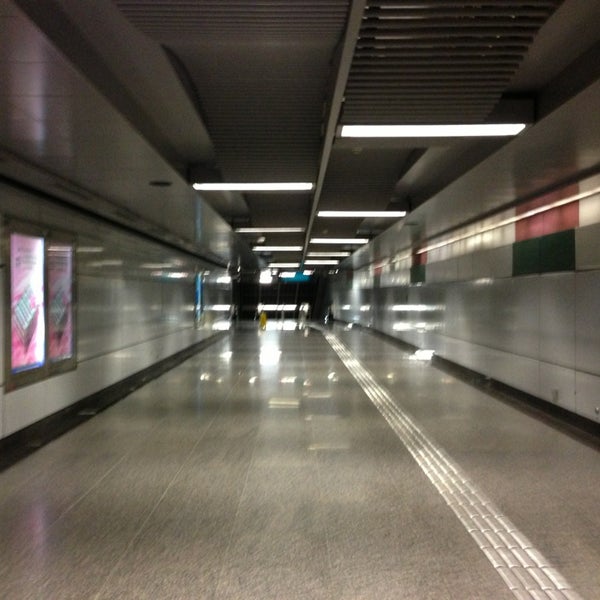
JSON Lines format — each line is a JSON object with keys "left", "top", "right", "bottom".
{"left": 341, "top": 321, "right": 600, "bottom": 447}
{"left": 432, "top": 355, "right": 600, "bottom": 448}
{"left": 0, "top": 332, "right": 228, "bottom": 472}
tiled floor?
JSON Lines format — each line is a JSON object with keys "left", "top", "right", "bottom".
{"left": 0, "top": 323, "right": 598, "bottom": 599}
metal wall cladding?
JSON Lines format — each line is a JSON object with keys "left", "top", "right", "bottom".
{"left": 575, "top": 222, "right": 600, "bottom": 270}
{"left": 575, "top": 271, "right": 600, "bottom": 375}
{"left": 0, "top": 183, "right": 230, "bottom": 438}
{"left": 331, "top": 266, "right": 600, "bottom": 422}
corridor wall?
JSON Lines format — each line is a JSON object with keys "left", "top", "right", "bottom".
{"left": 331, "top": 175, "right": 600, "bottom": 423}
{"left": 0, "top": 182, "right": 232, "bottom": 439}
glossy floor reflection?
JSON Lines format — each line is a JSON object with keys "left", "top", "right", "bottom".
{"left": 0, "top": 324, "right": 598, "bottom": 599}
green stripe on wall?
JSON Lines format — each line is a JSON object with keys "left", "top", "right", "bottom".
{"left": 410, "top": 264, "right": 426, "bottom": 283}
{"left": 513, "top": 229, "right": 575, "bottom": 275}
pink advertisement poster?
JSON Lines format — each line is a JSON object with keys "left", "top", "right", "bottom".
{"left": 10, "top": 233, "right": 45, "bottom": 373}
{"left": 47, "top": 244, "right": 73, "bottom": 361}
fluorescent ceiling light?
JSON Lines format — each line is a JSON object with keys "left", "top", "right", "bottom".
{"left": 305, "top": 259, "right": 340, "bottom": 265}
{"left": 340, "top": 124, "right": 527, "bottom": 138}
{"left": 268, "top": 262, "right": 300, "bottom": 268}
{"left": 193, "top": 182, "right": 313, "bottom": 191}
{"left": 252, "top": 245, "right": 302, "bottom": 252}
{"left": 307, "top": 251, "right": 350, "bottom": 257}
{"left": 310, "top": 238, "right": 369, "bottom": 244}
{"left": 318, "top": 210, "right": 406, "bottom": 218}
{"left": 235, "top": 227, "right": 305, "bottom": 233}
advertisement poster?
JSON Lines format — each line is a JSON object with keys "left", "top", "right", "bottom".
{"left": 10, "top": 233, "right": 45, "bottom": 373}
{"left": 47, "top": 243, "right": 73, "bottom": 361}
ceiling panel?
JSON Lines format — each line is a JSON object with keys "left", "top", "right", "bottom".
{"left": 3, "top": 0, "right": 599, "bottom": 275}
{"left": 342, "top": 0, "right": 563, "bottom": 124}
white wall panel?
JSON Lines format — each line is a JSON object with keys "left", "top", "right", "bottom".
{"left": 539, "top": 362, "right": 576, "bottom": 412}
{"left": 331, "top": 214, "right": 600, "bottom": 422}
{"left": 574, "top": 371, "right": 600, "bottom": 422}
{"left": 457, "top": 254, "right": 473, "bottom": 281}
{"left": 0, "top": 266, "right": 4, "bottom": 437}
{"left": 575, "top": 223, "right": 600, "bottom": 270}
{"left": 426, "top": 258, "right": 458, "bottom": 283}
{"left": 3, "top": 327, "right": 216, "bottom": 437}
{"left": 472, "top": 246, "right": 513, "bottom": 280}
{"left": 579, "top": 195, "right": 600, "bottom": 228}
{"left": 484, "top": 347, "right": 540, "bottom": 397}
{"left": 1, "top": 183, "right": 232, "bottom": 440}
{"left": 575, "top": 271, "right": 600, "bottom": 376}
{"left": 538, "top": 273, "right": 575, "bottom": 368}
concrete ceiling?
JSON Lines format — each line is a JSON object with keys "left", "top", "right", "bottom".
{"left": 2, "top": 0, "right": 600, "bottom": 271}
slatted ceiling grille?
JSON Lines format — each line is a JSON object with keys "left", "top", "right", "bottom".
{"left": 115, "top": 1, "right": 349, "bottom": 36}
{"left": 342, "top": 0, "right": 563, "bottom": 125}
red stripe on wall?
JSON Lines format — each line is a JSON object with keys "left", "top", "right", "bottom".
{"left": 412, "top": 248, "right": 427, "bottom": 266}
{"left": 515, "top": 183, "right": 579, "bottom": 242}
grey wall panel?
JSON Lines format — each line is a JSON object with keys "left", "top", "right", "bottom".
{"left": 426, "top": 258, "right": 458, "bottom": 283}
{"left": 0, "top": 267, "right": 4, "bottom": 437}
{"left": 1, "top": 183, "right": 232, "bottom": 439}
{"left": 538, "top": 273, "right": 575, "bottom": 368}
{"left": 575, "top": 271, "right": 600, "bottom": 376}
{"left": 0, "top": 266, "right": 4, "bottom": 388}
{"left": 575, "top": 371, "right": 600, "bottom": 422}
{"left": 576, "top": 223, "right": 600, "bottom": 270}
{"left": 457, "top": 254, "right": 473, "bottom": 281}
{"left": 485, "top": 277, "right": 540, "bottom": 356}
{"left": 539, "top": 362, "right": 576, "bottom": 413}
{"left": 472, "top": 246, "right": 512, "bottom": 280}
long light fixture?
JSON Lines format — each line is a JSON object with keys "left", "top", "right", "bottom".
{"left": 252, "top": 245, "right": 302, "bottom": 252}
{"left": 340, "top": 124, "right": 526, "bottom": 138}
{"left": 268, "top": 262, "right": 300, "bottom": 268}
{"left": 305, "top": 259, "right": 340, "bottom": 265}
{"left": 310, "top": 238, "right": 369, "bottom": 244}
{"left": 307, "top": 251, "right": 351, "bottom": 257}
{"left": 193, "top": 182, "right": 313, "bottom": 191}
{"left": 235, "top": 227, "right": 305, "bottom": 233}
{"left": 318, "top": 210, "right": 406, "bottom": 218}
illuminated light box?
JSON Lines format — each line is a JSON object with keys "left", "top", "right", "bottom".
{"left": 10, "top": 233, "right": 46, "bottom": 373}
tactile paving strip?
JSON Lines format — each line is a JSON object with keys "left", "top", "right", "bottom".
{"left": 325, "top": 331, "right": 583, "bottom": 600}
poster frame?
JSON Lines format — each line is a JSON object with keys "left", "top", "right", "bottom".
{"left": 46, "top": 231, "right": 77, "bottom": 377}
{"left": 3, "top": 220, "right": 77, "bottom": 391}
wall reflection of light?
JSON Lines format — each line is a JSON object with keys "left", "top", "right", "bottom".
{"left": 410, "top": 349, "right": 435, "bottom": 361}
{"left": 220, "top": 351, "right": 233, "bottom": 361}
{"left": 248, "top": 376, "right": 258, "bottom": 384}
{"left": 200, "top": 372, "right": 211, "bottom": 381}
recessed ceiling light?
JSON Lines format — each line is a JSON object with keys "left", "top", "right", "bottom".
{"left": 318, "top": 210, "right": 406, "bottom": 218}
{"left": 193, "top": 182, "right": 313, "bottom": 191}
{"left": 236, "top": 227, "right": 305, "bottom": 233}
{"left": 305, "top": 259, "right": 340, "bottom": 265}
{"left": 310, "top": 238, "right": 369, "bottom": 244}
{"left": 307, "top": 251, "right": 351, "bottom": 257}
{"left": 252, "top": 246, "right": 302, "bottom": 252}
{"left": 268, "top": 262, "right": 301, "bottom": 268}
{"left": 340, "top": 124, "right": 527, "bottom": 138}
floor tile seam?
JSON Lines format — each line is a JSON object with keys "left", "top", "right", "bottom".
{"left": 324, "top": 331, "right": 585, "bottom": 600}
{"left": 92, "top": 361, "right": 251, "bottom": 600}
{"left": 210, "top": 359, "right": 272, "bottom": 600}
{"left": 308, "top": 416, "right": 336, "bottom": 593}
{"left": 0, "top": 344, "right": 234, "bottom": 584}
{"left": 90, "top": 404, "right": 228, "bottom": 600}
{"left": 0, "top": 369, "right": 179, "bottom": 500}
